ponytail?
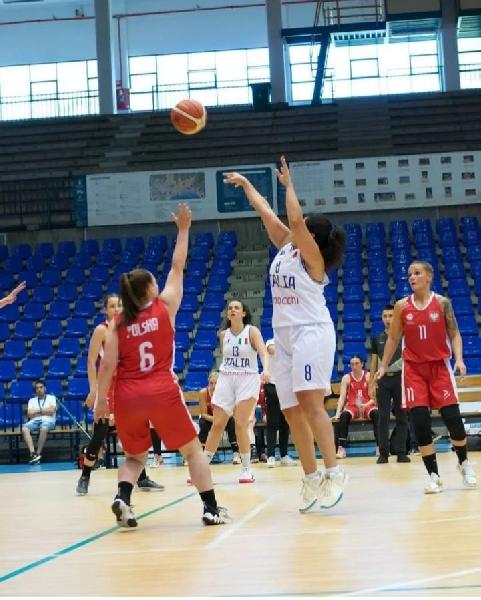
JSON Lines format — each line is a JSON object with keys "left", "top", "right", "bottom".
{"left": 119, "top": 269, "right": 153, "bottom": 326}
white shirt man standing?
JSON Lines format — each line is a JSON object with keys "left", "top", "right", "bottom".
{"left": 22, "top": 380, "right": 57, "bottom": 464}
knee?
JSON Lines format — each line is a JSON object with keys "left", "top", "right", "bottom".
{"left": 441, "top": 404, "right": 466, "bottom": 441}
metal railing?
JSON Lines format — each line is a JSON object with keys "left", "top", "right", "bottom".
{"left": 322, "top": 0, "right": 385, "bottom": 26}
{"left": 460, "top": 64, "right": 481, "bottom": 89}
{"left": 0, "top": 90, "right": 99, "bottom": 122}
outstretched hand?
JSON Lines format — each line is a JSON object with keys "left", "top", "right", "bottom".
{"left": 223, "top": 172, "right": 249, "bottom": 188}
{"left": 275, "top": 155, "right": 292, "bottom": 189}
{"left": 171, "top": 203, "right": 192, "bottom": 231}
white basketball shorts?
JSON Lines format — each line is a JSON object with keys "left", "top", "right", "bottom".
{"left": 211, "top": 371, "right": 261, "bottom": 417}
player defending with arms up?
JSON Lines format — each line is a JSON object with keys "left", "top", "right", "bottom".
{"left": 376, "top": 261, "right": 476, "bottom": 493}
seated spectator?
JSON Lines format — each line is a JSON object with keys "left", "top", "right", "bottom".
{"left": 334, "top": 355, "right": 378, "bottom": 458}
{"left": 22, "top": 379, "right": 57, "bottom": 464}
{"left": 264, "top": 339, "right": 296, "bottom": 467}
{"left": 253, "top": 384, "right": 268, "bottom": 463}
{"left": 198, "top": 371, "right": 241, "bottom": 464}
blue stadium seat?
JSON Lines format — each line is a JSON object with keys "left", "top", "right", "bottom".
{"left": 216, "top": 245, "right": 236, "bottom": 261}
{"left": 190, "top": 245, "right": 211, "bottom": 262}
{"left": 147, "top": 234, "right": 168, "bottom": 252}
{"left": 0, "top": 360, "right": 16, "bottom": 382}
{"left": 35, "top": 242, "right": 54, "bottom": 259}
{"left": 442, "top": 246, "right": 462, "bottom": 263}
{"left": 30, "top": 339, "right": 54, "bottom": 360}
{"left": 102, "top": 238, "right": 122, "bottom": 255}
{"left": 218, "top": 231, "right": 237, "bottom": 246}
{"left": 106, "top": 281, "right": 119, "bottom": 295}
{"left": 174, "top": 351, "right": 185, "bottom": 373}
{"left": 82, "top": 282, "right": 103, "bottom": 302}
{"left": 0, "top": 304, "right": 20, "bottom": 323}
{"left": 474, "top": 276, "right": 481, "bottom": 296}
{"left": 49, "top": 300, "right": 70, "bottom": 321}
{"left": 370, "top": 320, "right": 385, "bottom": 337}
{"left": 113, "top": 262, "right": 136, "bottom": 280}
{"left": 42, "top": 268, "right": 62, "bottom": 287}
{"left": 465, "top": 357, "right": 481, "bottom": 374}
{"left": 368, "top": 282, "right": 390, "bottom": 303}
{"left": 89, "top": 265, "right": 110, "bottom": 285}
{"left": 459, "top": 216, "right": 479, "bottom": 231}
{"left": 58, "top": 241, "right": 77, "bottom": 257}
{"left": 47, "top": 358, "right": 72, "bottom": 379}
{"left": 14, "top": 287, "right": 29, "bottom": 306}
{"left": 195, "top": 232, "right": 215, "bottom": 248}
{"left": 65, "top": 267, "right": 85, "bottom": 286}
{"left": 203, "top": 293, "right": 225, "bottom": 312}
{"left": 80, "top": 239, "right": 100, "bottom": 256}
{"left": 184, "top": 275, "right": 203, "bottom": 295}
{"left": 369, "top": 301, "right": 389, "bottom": 322}
{"left": 180, "top": 294, "right": 199, "bottom": 312}
{"left": 0, "top": 272, "right": 15, "bottom": 290}
{"left": 451, "top": 297, "right": 475, "bottom": 317}
{"left": 39, "top": 319, "right": 63, "bottom": 339}
{"left": 0, "top": 404, "right": 22, "bottom": 428}
{"left": 436, "top": 217, "right": 456, "bottom": 234}
{"left": 18, "top": 359, "right": 44, "bottom": 380}
{"left": 50, "top": 252, "right": 70, "bottom": 270}
{"left": 23, "top": 303, "right": 46, "bottom": 322}
{"left": 125, "top": 236, "right": 145, "bottom": 255}
{"left": 189, "top": 349, "right": 214, "bottom": 371}
{"left": 56, "top": 400, "right": 83, "bottom": 426}
{"left": 65, "top": 377, "right": 89, "bottom": 402}
{"left": 119, "top": 250, "right": 139, "bottom": 266}
{"left": 73, "top": 252, "right": 92, "bottom": 269}
{"left": 194, "top": 329, "right": 218, "bottom": 351}
{"left": 324, "top": 284, "right": 338, "bottom": 304}
{"left": 444, "top": 263, "right": 465, "bottom": 280}
{"left": 73, "top": 300, "right": 96, "bottom": 319}
{"left": 0, "top": 244, "right": 8, "bottom": 261}
{"left": 342, "top": 304, "right": 365, "bottom": 323}
{"left": 463, "top": 229, "right": 480, "bottom": 247}
{"left": 198, "top": 310, "right": 222, "bottom": 330}
{"left": 3, "top": 340, "right": 26, "bottom": 361}
{"left": 211, "top": 258, "right": 232, "bottom": 277}
{"left": 32, "top": 285, "right": 54, "bottom": 305}
{"left": 57, "top": 337, "right": 81, "bottom": 358}
{"left": 3, "top": 256, "right": 22, "bottom": 274}
{"left": 175, "top": 312, "right": 195, "bottom": 332}
{"left": 395, "top": 281, "right": 412, "bottom": 299}
{"left": 12, "top": 243, "right": 32, "bottom": 260}
{"left": 439, "top": 229, "right": 458, "bottom": 247}
{"left": 13, "top": 320, "right": 36, "bottom": 341}
{"left": 187, "top": 260, "right": 208, "bottom": 278}
{"left": 175, "top": 331, "right": 191, "bottom": 353}
{"left": 76, "top": 355, "right": 88, "bottom": 377}
{"left": 143, "top": 245, "right": 164, "bottom": 263}
{"left": 183, "top": 371, "right": 209, "bottom": 391}
{"left": 343, "top": 285, "right": 364, "bottom": 303}
{"left": 0, "top": 322, "right": 10, "bottom": 342}
{"left": 327, "top": 303, "right": 338, "bottom": 323}
{"left": 342, "top": 342, "right": 367, "bottom": 364}
{"left": 9, "top": 380, "right": 34, "bottom": 404}
{"left": 65, "top": 318, "right": 89, "bottom": 338}
{"left": 458, "top": 316, "right": 478, "bottom": 337}
{"left": 207, "top": 274, "right": 229, "bottom": 294}
{"left": 467, "top": 246, "right": 481, "bottom": 263}
{"left": 464, "top": 337, "right": 481, "bottom": 358}
{"left": 447, "top": 280, "right": 470, "bottom": 297}
{"left": 367, "top": 265, "right": 389, "bottom": 283}
{"left": 57, "top": 283, "right": 78, "bottom": 303}
{"left": 96, "top": 250, "right": 117, "bottom": 268}
{"left": 342, "top": 323, "right": 366, "bottom": 342}
{"left": 17, "top": 270, "right": 38, "bottom": 289}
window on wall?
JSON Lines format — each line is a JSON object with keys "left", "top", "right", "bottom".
{"left": 129, "top": 47, "right": 269, "bottom": 110}
{"left": 458, "top": 37, "right": 481, "bottom": 89}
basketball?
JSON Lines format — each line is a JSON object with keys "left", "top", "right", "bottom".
{"left": 170, "top": 99, "right": 207, "bottom": 135}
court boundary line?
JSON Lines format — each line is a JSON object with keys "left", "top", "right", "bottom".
{"left": 0, "top": 491, "right": 197, "bottom": 585}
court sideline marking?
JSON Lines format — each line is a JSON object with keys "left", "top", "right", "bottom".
{"left": 0, "top": 491, "right": 197, "bottom": 585}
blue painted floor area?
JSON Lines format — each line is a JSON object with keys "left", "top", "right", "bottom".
{"left": 0, "top": 461, "right": 78, "bottom": 474}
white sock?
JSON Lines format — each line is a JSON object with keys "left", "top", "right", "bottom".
{"left": 240, "top": 453, "right": 251, "bottom": 469}
{"left": 305, "top": 471, "right": 319, "bottom": 480}
{"left": 204, "top": 450, "right": 214, "bottom": 464}
{"left": 326, "top": 466, "right": 341, "bottom": 475}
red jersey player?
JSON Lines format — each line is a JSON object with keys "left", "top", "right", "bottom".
{"left": 334, "top": 355, "right": 378, "bottom": 458}
{"left": 95, "top": 203, "right": 230, "bottom": 528}
{"left": 377, "top": 260, "right": 476, "bottom": 493}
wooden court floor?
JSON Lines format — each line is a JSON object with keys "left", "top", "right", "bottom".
{"left": 1, "top": 452, "right": 481, "bottom": 597}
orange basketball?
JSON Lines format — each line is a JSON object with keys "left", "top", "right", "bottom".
{"left": 170, "top": 99, "right": 207, "bottom": 135}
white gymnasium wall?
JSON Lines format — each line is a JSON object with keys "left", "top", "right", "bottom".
{"left": 0, "top": 0, "right": 317, "bottom": 68}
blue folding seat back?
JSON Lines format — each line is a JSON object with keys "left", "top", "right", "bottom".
{"left": 0, "top": 360, "right": 16, "bottom": 382}
{"left": 343, "top": 285, "right": 364, "bottom": 302}
{"left": 65, "top": 318, "right": 89, "bottom": 338}
{"left": 174, "top": 351, "right": 185, "bottom": 373}
{"left": 57, "top": 283, "right": 78, "bottom": 303}
{"left": 342, "top": 323, "right": 366, "bottom": 342}
{"left": 211, "top": 259, "right": 232, "bottom": 277}
{"left": 198, "top": 310, "right": 221, "bottom": 330}
{"left": 474, "top": 277, "right": 481, "bottom": 296}
{"left": 125, "top": 236, "right": 145, "bottom": 255}
{"left": 96, "top": 250, "right": 116, "bottom": 268}
{"left": 58, "top": 241, "right": 77, "bottom": 257}
{"left": 3, "top": 340, "right": 26, "bottom": 361}
{"left": 19, "top": 359, "right": 44, "bottom": 380}
{"left": 463, "top": 337, "right": 481, "bottom": 357}
{"left": 103, "top": 238, "right": 122, "bottom": 255}
{"left": 190, "top": 246, "right": 210, "bottom": 262}
{"left": 342, "top": 304, "right": 365, "bottom": 322}
{"left": 370, "top": 320, "right": 385, "bottom": 337}
{"left": 183, "top": 371, "right": 209, "bottom": 391}
{"left": 463, "top": 229, "right": 480, "bottom": 247}
{"left": 30, "top": 339, "right": 54, "bottom": 359}
{"left": 207, "top": 275, "right": 229, "bottom": 294}
{"left": 9, "top": 380, "right": 34, "bottom": 404}
{"left": 458, "top": 316, "right": 478, "bottom": 337}
{"left": 465, "top": 357, "right": 481, "bottom": 374}
{"left": 452, "top": 297, "right": 474, "bottom": 317}
{"left": 194, "top": 329, "right": 218, "bottom": 350}
{"left": 0, "top": 322, "right": 10, "bottom": 342}
{"left": 176, "top": 312, "right": 195, "bottom": 332}
{"left": 76, "top": 355, "right": 88, "bottom": 377}
{"left": 49, "top": 300, "right": 70, "bottom": 321}
{"left": 42, "top": 268, "right": 62, "bottom": 287}
{"left": 73, "top": 300, "right": 96, "bottom": 319}
{"left": 439, "top": 229, "right": 457, "bottom": 247}
{"left": 447, "top": 280, "right": 470, "bottom": 298}
{"left": 148, "top": 234, "right": 168, "bottom": 252}
{"left": 51, "top": 252, "right": 70, "bottom": 270}
{"left": 18, "top": 270, "right": 38, "bottom": 289}
{"left": 90, "top": 265, "right": 110, "bottom": 285}
{"left": 0, "top": 304, "right": 20, "bottom": 323}
{"left": 395, "top": 281, "right": 412, "bottom": 299}
{"left": 0, "top": 272, "right": 15, "bottom": 290}
{"left": 342, "top": 342, "right": 367, "bottom": 364}
{"left": 0, "top": 244, "right": 8, "bottom": 261}
{"left": 189, "top": 349, "right": 214, "bottom": 372}
{"left": 65, "top": 377, "right": 89, "bottom": 401}
{"left": 56, "top": 400, "right": 82, "bottom": 426}
{"left": 1, "top": 403, "right": 22, "bottom": 428}
{"left": 444, "top": 262, "right": 465, "bottom": 280}
{"left": 467, "top": 246, "right": 481, "bottom": 263}
{"left": 327, "top": 303, "right": 338, "bottom": 323}
{"left": 35, "top": 242, "right": 54, "bottom": 259}
{"left": 23, "top": 303, "right": 46, "bottom": 322}
{"left": 32, "top": 285, "right": 54, "bottom": 304}
{"left": 39, "top": 319, "right": 63, "bottom": 339}
{"left": 3, "top": 256, "right": 22, "bottom": 274}
{"left": 442, "top": 246, "right": 462, "bottom": 263}
{"left": 80, "top": 239, "right": 100, "bottom": 256}
{"left": 13, "top": 320, "right": 36, "bottom": 341}
{"left": 218, "top": 231, "right": 237, "bottom": 246}
{"left": 73, "top": 252, "right": 92, "bottom": 269}
{"left": 470, "top": 261, "right": 481, "bottom": 279}
{"left": 13, "top": 243, "right": 32, "bottom": 260}
{"left": 175, "top": 331, "right": 191, "bottom": 353}
{"left": 48, "top": 358, "right": 72, "bottom": 379}
{"left": 368, "top": 282, "right": 390, "bottom": 303}
{"left": 203, "top": 293, "right": 225, "bottom": 312}
{"left": 215, "top": 245, "right": 236, "bottom": 261}
{"left": 180, "top": 294, "right": 199, "bottom": 313}
{"left": 57, "top": 337, "right": 81, "bottom": 358}
{"left": 369, "top": 301, "right": 388, "bottom": 321}
{"left": 460, "top": 216, "right": 479, "bottom": 231}
{"left": 184, "top": 276, "right": 203, "bottom": 295}
{"left": 195, "top": 232, "right": 214, "bottom": 248}
{"left": 83, "top": 282, "right": 103, "bottom": 302}
{"left": 28, "top": 254, "right": 46, "bottom": 272}
{"left": 324, "top": 284, "right": 338, "bottom": 303}
{"left": 65, "top": 267, "right": 85, "bottom": 286}
{"left": 187, "top": 261, "right": 208, "bottom": 278}
{"left": 119, "top": 250, "right": 139, "bottom": 266}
